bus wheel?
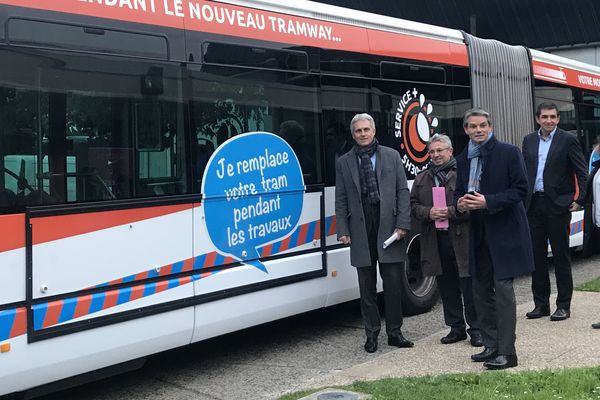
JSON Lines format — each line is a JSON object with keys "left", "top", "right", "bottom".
{"left": 400, "top": 234, "right": 439, "bottom": 316}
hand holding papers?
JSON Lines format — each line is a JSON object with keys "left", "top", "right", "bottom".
{"left": 432, "top": 187, "right": 449, "bottom": 229}
{"left": 382, "top": 231, "right": 399, "bottom": 249}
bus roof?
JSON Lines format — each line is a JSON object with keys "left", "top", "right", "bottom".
{"left": 217, "top": 0, "right": 466, "bottom": 44}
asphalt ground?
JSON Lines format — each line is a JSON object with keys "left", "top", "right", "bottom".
{"left": 35, "top": 253, "right": 600, "bottom": 400}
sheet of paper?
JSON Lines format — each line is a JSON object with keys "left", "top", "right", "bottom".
{"left": 382, "top": 231, "right": 399, "bottom": 249}
{"left": 432, "top": 186, "right": 449, "bottom": 229}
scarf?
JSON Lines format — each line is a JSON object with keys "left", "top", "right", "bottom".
{"left": 354, "top": 138, "right": 380, "bottom": 205}
{"left": 467, "top": 133, "right": 493, "bottom": 192}
{"left": 428, "top": 157, "right": 456, "bottom": 187}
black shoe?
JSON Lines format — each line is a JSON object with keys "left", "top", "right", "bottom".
{"left": 364, "top": 337, "right": 378, "bottom": 353}
{"left": 592, "top": 322, "right": 600, "bottom": 329}
{"left": 469, "top": 332, "right": 484, "bottom": 347}
{"left": 550, "top": 308, "right": 570, "bottom": 321}
{"left": 440, "top": 330, "right": 467, "bottom": 344}
{"left": 388, "top": 333, "right": 414, "bottom": 348}
{"left": 526, "top": 305, "right": 550, "bottom": 319}
{"left": 471, "top": 347, "right": 497, "bottom": 362}
{"left": 483, "top": 354, "right": 518, "bottom": 370}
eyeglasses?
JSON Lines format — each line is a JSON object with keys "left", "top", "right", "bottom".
{"left": 428, "top": 147, "right": 451, "bottom": 155}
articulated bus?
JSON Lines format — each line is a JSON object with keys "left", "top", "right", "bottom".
{"left": 0, "top": 0, "right": 598, "bottom": 396}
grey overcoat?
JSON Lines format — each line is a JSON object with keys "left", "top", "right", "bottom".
{"left": 335, "top": 145, "right": 411, "bottom": 267}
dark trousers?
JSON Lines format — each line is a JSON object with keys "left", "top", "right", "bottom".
{"left": 472, "top": 214, "right": 517, "bottom": 355}
{"left": 356, "top": 207, "right": 403, "bottom": 339}
{"left": 356, "top": 262, "right": 404, "bottom": 339}
{"left": 436, "top": 230, "right": 479, "bottom": 335}
{"left": 528, "top": 194, "right": 573, "bottom": 310}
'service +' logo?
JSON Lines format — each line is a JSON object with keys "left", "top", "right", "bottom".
{"left": 394, "top": 88, "right": 439, "bottom": 179}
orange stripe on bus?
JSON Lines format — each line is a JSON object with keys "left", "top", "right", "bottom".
{"left": 30, "top": 204, "right": 192, "bottom": 246}
{"left": 73, "top": 294, "right": 93, "bottom": 319}
{"left": 42, "top": 300, "right": 63, "bottom": 329}
{"left": 155, "top": 280, "right": 169, "bottom": 294}
{"left": 313, "top": 223, "right": 321, "bottom": 240}
{"left": 0, "top": 214, "right": 25, "bottom": 253}
{"left": 261, "top": 244, "right": 273, "bottom": 257}
{"left": 129, "top": 285, "right": 145, "bottom": 302}
{"left": 10, "top": 308, "right": 27, "bottom": 338}
{"left": 182, "top": 258, "right": 194, "bottom": 272}
{"left": 103, "top": 290, "right": 119, "bottom": 309}
{"left": 0, "top": 1, "right": 469, "bottom": 67}
{"left": 280, "top": 237, "right": 290, "bottom": 252}
{"left": 368, "top": 30, "right": 469, "bottom": 67}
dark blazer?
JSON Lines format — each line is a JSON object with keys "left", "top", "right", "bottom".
{"left": 583, "top": 159, "right": 600, "bottom": 257}
{"left": 454, "top": 136, "right": 534, "bottom": 280}
{"left": 410, "top": 165, "right": 470, "bottom": 277}
{"left": 522, "top": 128, "right": 588, "bottom": 211}
{"left": 335, "top": 145, "right": 410, "bottom": 267}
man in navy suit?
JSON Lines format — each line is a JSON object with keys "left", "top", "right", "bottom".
{"left": 455, "top": 107, "right": 534, "bottom": 370}
{"left": 522, "top": 102, "right": 588, "bottom": 322}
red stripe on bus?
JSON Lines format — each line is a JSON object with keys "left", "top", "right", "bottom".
{"left": 533, "top": 60, "right": 600, "bottom": 91}
{"left": 129, "top": 285, "right": 145, "bottom": 301}
{"left": 103, "top": 290, "right": 119, "bottom": 309}
{"left": 313, "top": 223, "right": 321, "bottom": 240}
{"left": 179, "top": 276, "right": 192, "bottom": 285}
{"left": 204, "top": 252, "right": 217, "bottom": 268}
{"left": 9, "top": 307, "right": 27, "bottom": 339}
{"left": 261, "top": 244, "right": 273, "bottom": 257}
{"left": 182, "top": 258, "right": 194, "bottom": 272}
{"left": 155, "top": 280, "right": 169, "bottom": 294}
{"left": 280, "top": 237, "right": 290, "bottom": 252}
{"left": 135, "top": 272, "right": 149, "bottom": 281}
{"left": 160, "top": 264, "right": 173, "bottom": 277}
{"left": 0, "top": 0, "right": 185, "bottom": 29}
{"left": 223, "top": 256, "right": 235, "bottom": 264}
{"left": 367, "top": 30, "right": 468, "bottom": 67}
{"left": 42, "top": 300, "right": 63, "bottom": 329}
{"left": 74, "top": 294, "right": 93, "bottom": 319}
{"left": 329, "top": 217, "right": 337, "bottom": 236}
{"left": 298, "top": 224, "right": 309, "bottom": 245}
{"left": 30, "top": 204, "right": 192, "bottom": 246}
{"left": 0, "top": 214, "right": 25, "bottom": 253}
{"left": 0, "top": 1, "right": 469, "bottom": 67}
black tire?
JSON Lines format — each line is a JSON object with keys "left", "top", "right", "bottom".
{"left": 400, "top": 234, "right": 439, "bottom": 315}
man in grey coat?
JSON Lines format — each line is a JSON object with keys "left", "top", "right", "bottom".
{"left": 335, "top": 113, "right": 414, "bottom": 353}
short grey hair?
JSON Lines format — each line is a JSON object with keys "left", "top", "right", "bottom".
{"left": 428, "top": 133, "right": 452, "bottom": 149}
{"left": 463, "top": 107, "right": 492, "bottom": 127}
{"left": 350, "top": 113, "right": 375, "bottom": 133}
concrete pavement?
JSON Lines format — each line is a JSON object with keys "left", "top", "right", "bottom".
{"left": 293, "top": 291, "right": 600, "bottom": 395}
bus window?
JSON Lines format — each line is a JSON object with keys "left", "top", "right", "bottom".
{"left": 321, "top": 75, "right": 369, "bottom": 186}
{"left": 0, "top": 48, "right": 188, "bottom": 212}
{"left": 535, "top": 82, "right": 577, "bottom": 132}
{"left": 189, "top": 65, "right": 321, "bottom": 189}
{"left": 372, "top": 80, "right": 471, "bottom": 180}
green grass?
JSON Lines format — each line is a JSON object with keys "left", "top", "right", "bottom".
{"left": 280, "top": 367, "right": 600, "bottom": 400}
{"left": 576, "top": 276, "right": 600, "bottom": 292}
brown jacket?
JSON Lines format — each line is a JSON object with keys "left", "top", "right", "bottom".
{"left": 410, "top": 166, "right": 470, "bottom": 277}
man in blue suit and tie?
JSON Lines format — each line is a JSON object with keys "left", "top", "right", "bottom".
{"left": 455, "top": 107, "right": 534, "bottom": 370}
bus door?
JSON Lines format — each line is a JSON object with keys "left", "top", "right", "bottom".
{"left": 185, "top": 47, "right": 329, "bottom": 341}
{"left": 10, "top": 44, "right": 196, "bottom": 344}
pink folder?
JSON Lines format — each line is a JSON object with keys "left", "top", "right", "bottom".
{"left": 432, "top": 187, "right": 449, "bottom": 229}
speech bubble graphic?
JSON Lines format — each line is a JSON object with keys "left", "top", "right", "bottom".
{"left": 202, "top": 132, "right": 305, "bottom": 272}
